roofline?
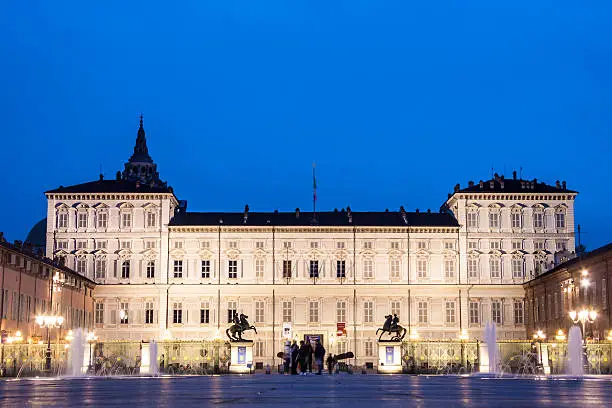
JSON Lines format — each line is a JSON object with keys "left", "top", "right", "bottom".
{"left": 444, "top": 190, "right": 579, "bottom": 207}
{"left": 45, "top": 190, "right": 180, "bottom": 206}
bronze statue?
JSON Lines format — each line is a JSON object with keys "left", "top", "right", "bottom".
{"left": 226, "top": 312, "right": 257, "bottom": 341}
{"left": 376, "top": 314, "right": 406, "bottom": 341}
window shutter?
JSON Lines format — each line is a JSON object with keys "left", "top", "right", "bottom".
{"left": 185, "top": 259, "right": 189, "bottom": 278}
{"left": 113, "top": 260, "right": 118, "bottom": 278}
{"left": 241, "top": 260, "right": 244, "bottom": 278}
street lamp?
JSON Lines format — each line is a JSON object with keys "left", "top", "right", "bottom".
{"left": 86, "top": 332, "right": 98, "bottom": 373}
{"left": 36, "top": 314, "right": 64, "bottom": 370}
{"left": 532, "top": 330, "right": 546, "bottom": 365}
{"left": 569, "top": 308, "right": 597, "bottom": 340}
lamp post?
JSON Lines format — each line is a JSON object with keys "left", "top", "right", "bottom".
{"left": 569, "top": 308, "right": 597, "bottom": 342}
{"left": 36, "top": 315, "right": 64, "bottom": 371}
{"left": 86, "top": 332, "right": 97, "bottom": 373}
{"left": 532, "top": 330, "right": 546, "bottom": 365}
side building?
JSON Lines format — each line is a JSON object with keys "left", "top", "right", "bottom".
{"left": 43, "top": 118, "right": 579, "bottom": 367}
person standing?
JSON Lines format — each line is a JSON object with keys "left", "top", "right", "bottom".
{"left": 314, "top": 341, "right": 326, "bottom": 375}
{"left": 283, "top": 341, "right": 291, "bottom": 374}
{"left": 290, "top": 341, "right": 299, "bottom": 375}
{"left": 298, "top": 341, "right": 308, "bottom": 374}
{"left": 326, "top": 354, "right": 335, "bottom": 375}
{"left": 304, "top": 340, "right": 314, "bottom": 373}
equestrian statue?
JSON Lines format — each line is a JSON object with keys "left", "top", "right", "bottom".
{"left": 376, "top": 314, "right": 407, "bottom": 341}
{"left": 226, "top": 312, "right": 257, "bottom": 342}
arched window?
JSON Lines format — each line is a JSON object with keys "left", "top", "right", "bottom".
{"left": 121, "top": 261, "right": 130, "bottom": 279}
{"left": 146, "top": 261, "right": 155, "bottom": 279}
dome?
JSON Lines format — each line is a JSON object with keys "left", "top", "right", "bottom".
{"left": 25, "top": 217, "right": 47, "bottom": 252}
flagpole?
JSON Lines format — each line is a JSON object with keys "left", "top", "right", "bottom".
{"left": 312, "top": 162, "right": 317, "bottom": 223}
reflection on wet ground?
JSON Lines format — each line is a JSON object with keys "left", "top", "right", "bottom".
{"left": 1, "top": 375, "right": 611, "bottom": 407}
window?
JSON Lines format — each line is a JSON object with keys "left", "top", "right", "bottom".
{"left": 512, "top": 241, "right": 522, "bottom": 250}
{"left": 146, "top": 212, "right": 157, "bottom": 228}
{"left": 364, "top": 341, "right": 373, "bottom": 357}
{"left": 555, "top": 212, "right": 566, "bottom": 228}
{"left": 511, "top": 258, "right": 523, "bottom": 279}
{"left": 229, "top": 241, "right": 237, "bottom": 249}
{"left": 337, "top": 301, "right": 346, "bottom": 322}
{"left": 511, "top": 212, "right": 522, "bottom": 229}
{"left": 363, "top": 301, "right": 373, "bottom": 323}
{"left": 121, "top": 261, "right": 130, "bottom": 279}
{"left": 96, "top": 240, "right": 108, "bottom": 249}
{"left": 95, "top": 258, "right": 106, "bottom": 279}
{"left": 490, "top": 258, "right": 500, "bottom": 278}
{"left": 489, "top": 212, "right": 499, "bottom": 228}
{"left": 145, "top": 302, "right": 154, "bottom": 324}
{"left": 309, "top": 301, "right": 319, "bottom": 323}
{"left": 146, "top": 261, "right": 155, "bottom": 279}
{"left": 491, "top": 301, "right": 502, "bottom": 324}
{"left": 468, "top": 258, "right": 479, "bottom": 279}
{"left": 174, "top": 241, "right": 183, "bottom": 249}
{"left": 120, "top": 302, "right": 129, "bottom": 324}
{"left": 76, "top": 240, "right": 87, "bottom": 250}
{"left": 78, "top": 212, "right": 88, "bottom": 229}
{"left": 336, "top": 260, "right": 346, "bottom": 278}
{"left": 444, "top": 242, "right": 454, "bottom": 250}
{"left": 418, "top": 302, "right": 428, "bottom": 324}
{"left": 363, "top": 259, "right": 373, "bottom": 278}
{"left": 310, "top": 241, "right": 318, "bottom": 249}
{"left": 391, "top": 301, "right": 400, "bottom": 318}
{"left": 309, "top": 260, "right": 319, "bottom": 278}
{"left": 445, "top": 301, "right": 456, "bottom": 324}
{"left": 97, "top": 212, "right": 108, "bottom": 228}
{"left": 227, "top": 301, "right": 237, "bottom": 323}
{"left": 76, "top": 258, "right": 87, "bottom": 275}
{"left": 391, "top": 242, "right": 399, "bottom": 249}
{"left": 534, "top": 241, "right": 545, "bottom": 250}
{"left": 469, "top": 302, "right": 479, "bottom": 324}
{"left": 444, "top": 259, "right": 455, "bottom": 279}
{"left": 282, "top": 260, "right": 292, "bottom": 279}
{"left": 363, "top": 241, "right": 372, "bottom": 249}
{"left": 556, "top": 241, "right": 567, "bottom": 251}
{"left": 467, "top": 212, "right": 478, "bottom": 228}
{"left": 255, "top": 341, "right": 264, "bottom": 358}
{"left": 95, "top": 303, "right": 104, "bottom": 324}
{"left": 417, "top": 258, "right": 427, "bottom": 278}
{"left": 468, "top": 241, "right": 478, "bottom": 250}
{"left": 201, "top": 260, "right": 210, "bottom": 278}
{"left": 602, "top": 279, "right": 608, "bottom": 310}
{"left": 57, "top": 212, "right": 68, "bottom": 228}
{"left": 200, "top": 241, "right": 210, "bottom": 249}
{"left": 533, "top": 212, "right": 544, "bottom": 228}
{"left": 417, "top": 241, "right": 427, "bottom": 250}
{"left": 282, "top": 301, "right": 292, "bottom": 323}
{"left": 121, "top": 212, "right": 132, "bottom": 228}
{"left": 56, "top": 241, "right": 69, "bottom": 250}
{"left": 513, "top": 301, "right": 524, "bottom": 324}
{"left": 228, "top": 260, "right": 238, "bottom": 279}
{"left": 200, "top": 302, "right": 210, "bottom": 324}
{"left": 173, "top": 302, "right": 183, "bottom": 324}
{"left": 255, "top": 241, "right": 264, "bottom": 249}
{"left": 121, "top": 241, "right": 132, "bottom": 249}
{"left": 490, "top": 241, "right": 501, "bottom": 250}
{"left": 144, "top": 240, "right": 156, "bottom": 249}
{"left": 255, "top": 301, "right": 264, "bottom": 323}
{"left": 173, "top": 260, "right": 183, "bottom": 278}
{"left": 283, "top": 241, "right": 291, "bottom": 249}
{"left": 390, "top": 259, "right": 400, "bottom": 279}
{"left": 337, "top": 242, "right": 345, "bottom": 249}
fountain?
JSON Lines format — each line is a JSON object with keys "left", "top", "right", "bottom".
{"left": 483, "top": 322, "right": 498, "bottom": 374}
{"left": 67, "top": 328, "right": 87, "bottom": 377}
{"left": 150, "top": 340, "right": 159, "bottom": 376}
{"left": 567, "top": 325, "right": 584, "bottom": 376}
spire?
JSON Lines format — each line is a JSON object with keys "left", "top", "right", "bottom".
{"left": 130, "top": 114, "right": 152, "bottom": 163}
{"left": 121, "top": 114, "right": 164, "bottom": 186}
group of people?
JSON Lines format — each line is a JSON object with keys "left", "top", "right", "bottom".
{"left": 284, "top": 339, "right": 330, "bottom": 375}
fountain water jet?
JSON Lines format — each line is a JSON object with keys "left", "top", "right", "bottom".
{"left": 483, "top": 322, "right": 499, "bottom": 374}
{"left": 567, "top": 325, "right": 584, "bottom": 376}
{"left": 150, "top": 340, "right": 159, "bottom": 376}
{"left": 67, "top": 328, "right": 87, "bottom": 377}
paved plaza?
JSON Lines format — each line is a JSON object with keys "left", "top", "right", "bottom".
{"left": 1, "top": 374, "right": 611, "bottom": 407}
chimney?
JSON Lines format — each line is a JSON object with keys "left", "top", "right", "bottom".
{"left": 99, "top": 173, "right": 104, "bottom": 181}
{"left": 562, "top": 181, "right": 566, "bottom": 189}
{"left": 454, "top": 183, "right": 460, "bottom": 193}
{"left": 468, "top": 181, "right": 474, "bottom": 187}
{"left": 415, "top": 208, "right": 419, "bottom": 213}
{"left": 116, "top": 171, "right": 121, "bottom": 181}
{"left": 494, "top": 172, "right": 499, "bottom": 181}
{"left": 489, "top": 180, "right": 494, "bottom": 189}
{"left": 513, "top": 170, "right": 517, "bottom": 180}
{"left": 243, "top": 204, "right": 249, "bottom": 223}
{"left": 555, "top": 180, "right": 561, "bottom": 188}
{"left": 295, "top": 207, "right": 300, "bottom": 219}
{"left": 500, "top": 181, "right": 505, "bottom": 189}
{"left": 479, "top": 180, "right": 484, "bottom": 189}
{"left": 334, "top": 208, "right": 339, "bottom": 213}
{"left": 521, "top": 181, "right": 525, "bottom": 189}
{"left": 347, "top": 206, "right": 352, "bottom": 223}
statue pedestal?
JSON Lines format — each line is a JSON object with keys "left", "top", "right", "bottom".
{"left": 377, "top": 341, "right": 403, "bottom": 374}
{"left": 229, "top": 342, "right": 253, "bottom": 374}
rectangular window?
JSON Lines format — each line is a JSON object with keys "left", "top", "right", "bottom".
{"left": 469, "top": 301, "right": 479, "bottom": 324}
{"left": 282, "top": 301, "right": 292, "bottom": 323}
{"left": 309, "top": 260, "right": 319, "bottom": 278}
{"left": 309, "top": 301, "right": 319, "bottom": 323}
{"left": 489, "top": 212, "right": 499, "bottom": 228}
{"left": 444, "top": 259, "right": 455, "bottom": 279}
{"left": 491, "top": 301, "right": 502, "bottom": 324}
{"left": 173, "top": 303, "right": 183, "bottom": 324}
{"left": 534, "top": 241, "right": 545, "bottom": 250}
{"left": 76, "top": 241, "right": 87, "bottom": 249}
{"left": 417, "top": 241, "right": 427, "bottom": 250}
{"left": 390, "top": 259, "right": 400, "bottom": 279}
{"left": 417, "top": 259, "right": 427, "bottom": 278}
{"left": 512, "top": 240, "right": 522, "bottom": 250}
{"left": 255, "top": 341, "right": 264, "bottom": 358}
{"left": 76, "top": 258, "right": 87, "bottom": 275}
{"left": 95, "top": 258, "right": 106, "bottom": 279}
{"left": 468, "top": 241, "right": 478, "bottom": 250}
{"left": 96, "top": 240, "right": 108, "bottom": 249}
{"left": 97, "top": 212, "right": 108, "bottom": 228}
{"left": 58, "top": 212, "right": 68, "bottom": 228}
{"left": 337, "top": 301, "right": 346, "bottom": 322}
{"left": 120, "top": 302, "right": 129, "bottom": 324}
{"left": 255, "top": 259, "right": 264, "bottom": 279}
{"left": 121, "top": 261, "right": 130, "bottom": 279}
{"left": 337, "top": 242, "right": 345, "bottom": 249}
{"left": 490, "top": 241, "right": 501, "bottom": 250}
{"left": 200, "top": 302, "right": 210, "bottom": 324}
{"left": 363, "top": 301, "right": 373, "bottom": 323}
{"left": 514, "top": 301, "right": 524, "bottom": 324}
{"left": 282, "top": 260, "right": 292, "bottom": 279}
{"left": 146, "top": 261, "right": 155, "bottom": 278}
{"left": 467, "top": 212, "right": 478, "bottom": 228}
{"left": 556, "top": 241, "right": 567, "bottom": 251}
{"left": 310, "top": 241, "right": 318, "bottom": 249}
{"left": 490, "top": 258, "right": 501, "bottom": 278}
{"left": 174, "top": 241, "right": 183, "bottom": 249}
{"left": 555, "top": 213, "right": 566, "bottom": 228}
{"left": 145, "top": 302, "right": 154, "bottom": 324}
{"left": 363, "top": 241, "right": 372, "bottom": 249}
{"left": 445, "top": 301, "right": 456, "bottom": 324}
{"left": 511, "top": 213, "right": 522, "bottom": 229}
{"left": 256, "top": 241, "right": 264, "bottom": 249}
{"left": 364, "top": 341, "right": 373, "bottom": 357}
{"left": 255, "top": 301, "right": 264, "bottom": 323}
{"left": 468, "top": 258, "right": 478, "bottom": 279}
{"left": 444, "top": 242, "right": 454, "bottom": 250}
{"left": 533, "top": 213, "right": 544, "bottom": 228}
{"left": 146, "top": 212, "right": 157, "bottom": 228}
{"left": 121, "top": 213, "right": 132, "bottom": 228}
{"left": 603, "top": 279, "right": 608, "bottom": 310}
{"left": 228, "top": 241, "right": 237, "bottom": 249}
{"left": 78, "top": 212, "right": 88, "bottom": 228}
{"left": 336, "top": 260, "right": 346, "bottom": 278}
{"left": 200, "top": 241, "right": 210, "bottom": 249}
{"left": 201, "top": 260, "right": 210, "bottom": 278}
{"left": 363, "top": 259, "right": 373, "bottom": 278}
{"left": 95, "top": 303, "right": 104, "bottom": 324}
{"left": 390, "top": 301, "right": 400, "bottom": 318}
{"left": 283, "top": 241, "right": 291, "bottom": 249}
{"left": 56, "top": 240, "right": 69, "bottom": 250}
{"left": 227, "top": 301, "right": 237, "bottom": 323}
{"left": 391, "top": 242, "right": 399, "bottom": 249}
{"left": 418, "top": 301, "right": 428, "bottom": 324}
{"left": 173, "top": 260, "right": 183, "bottom": 278}
{"left": 121, "top": 241, "right": 132, "bottom": 249}
{"left": 228, "top": 260, "right": 238, "bottom": 279}
{"left": 511, "top": 258, "right": 523, "bottom": 279}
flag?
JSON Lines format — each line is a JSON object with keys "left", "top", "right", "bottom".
{"left": 312, "top": 163, "right": 317, "bottom": 203}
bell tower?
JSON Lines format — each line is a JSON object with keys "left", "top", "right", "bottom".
{"left": 122, "top": 115, "right": 164, "bottom": 186}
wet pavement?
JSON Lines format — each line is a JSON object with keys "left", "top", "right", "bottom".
{"left": 0, "top": 374, "right": 611, "bottom": 407}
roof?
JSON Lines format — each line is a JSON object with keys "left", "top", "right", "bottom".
{"left": 527, "top": 242, "right": 612, "bottom": 282}
{"left": 453, "top": 178, "right": 577, "bottom": 194}
{"left": 45, "top": 179, "right": 173, "bottom": 194}
{"left": 169, "top": 210, "right": 459, "bottom": 228}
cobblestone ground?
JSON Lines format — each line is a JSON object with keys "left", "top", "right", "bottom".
{"left": 1, "top": 374, "right": 611, "bottom": 407}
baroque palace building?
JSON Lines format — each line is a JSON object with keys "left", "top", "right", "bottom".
{"left": 42, "top": 118, "right": 578, "bottom": 366}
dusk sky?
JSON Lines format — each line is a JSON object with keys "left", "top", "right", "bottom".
{"left": 1, "top": 1, "right": 610, "bottom": 248}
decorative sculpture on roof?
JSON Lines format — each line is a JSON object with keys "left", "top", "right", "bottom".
{"left": 376, "top": 313, "right": 406, "bottom": 341}
{"left": 226, "top": 312, "right": 257, "bottom": 342}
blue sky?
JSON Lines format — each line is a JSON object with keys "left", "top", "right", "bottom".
{"left": 0, "top": 1, "right": 610, "bottom": 249}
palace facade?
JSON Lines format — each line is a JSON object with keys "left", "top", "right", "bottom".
{"left": 43, "top": 118, "right": 578, "bottom": 366}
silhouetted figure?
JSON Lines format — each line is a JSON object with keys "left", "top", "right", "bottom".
{"left": 314, "top": 341, "right": 326, "bottom": 375}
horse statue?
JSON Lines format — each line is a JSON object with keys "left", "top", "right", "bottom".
{"left": 376, "top": 314, "right": 407, "bottom": 341}
{"left": 226, "top": 312, "right": 257, "bottom": 341}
